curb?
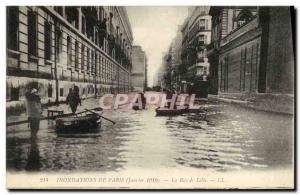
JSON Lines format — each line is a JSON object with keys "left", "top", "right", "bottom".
{"left": 207, "top": 95, "right": 293, "bottom": 115}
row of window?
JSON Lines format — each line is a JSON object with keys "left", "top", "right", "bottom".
{"left": 7, "top": 7, "right": 131, "bottom": 71}
{"left": 7, "top": 7, "right": 130, "bottom": 83}
{"left": 59, "top": 86, "right": 115, "bottom": 97}
{"left": 189, "top": 19, "right": 209, "bottom": 38}
{"left": 6, "top": 7, "right": 53, "bottom": 61}
{"left": 8, "top": 84, "right": 129, "bottom": 101}
{"left": 65, "top": 35, "right": 117, "bottom": 81}
{"left": 53, "top": 6, "right": 132, "bottom": 62}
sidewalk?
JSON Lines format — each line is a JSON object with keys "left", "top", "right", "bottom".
{"left": 208, "top": 93, "right": 294, "bottom": 115}
{"left": 6, "top": 92, "right": 142, "bottom": 125}
{"left": 6, "top": 97, "right": 101, "bottom": 125}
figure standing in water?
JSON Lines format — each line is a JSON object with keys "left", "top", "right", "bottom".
{"left": 66, "top": 84, "right": 81, "bottom": 113}
{"left": 25, "top": 86, "right": 42, "bottom": 141}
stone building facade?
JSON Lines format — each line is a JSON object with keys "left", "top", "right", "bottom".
{"left": 209, "top": 7, "right": 259, "bottom": 94}
{"left": 131, "top": 45, "right": 147, "bottom": 91}
{"left": 153, "top": 67, "right": 162, "bottom": 91}
{"left": 170, "top": 26, "right": 183, "bottom": 91}
{"left": 153, "top": 52, "right": 171, "bottom": 91}
{"left": 6, "top": 6, "right": 133, "bottom": 111}
{"left": 208, "top": 6, "right": 294, "bottom": 113}
{"left": 180, "top": 6, "right": 212, "bottom": 96}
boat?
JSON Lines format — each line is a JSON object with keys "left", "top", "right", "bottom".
{"left": 155, "top": 107, "right": 205, "bottom": 116}
{"left": 155, "top": 108, "right": 185, "bottom": 116}
{"left": 132, "top": 103, "right": 146, "bottom": 110}
{"left": 55, "top": 111, "right": 101, "bottom": 133}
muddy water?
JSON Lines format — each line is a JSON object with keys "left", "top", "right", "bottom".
{"left": 6, "top": 97, "right": 293, "bottom": 173}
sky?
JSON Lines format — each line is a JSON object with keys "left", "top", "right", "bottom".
{"left": 126, "top": 6, "right": 188, "bottom": 87}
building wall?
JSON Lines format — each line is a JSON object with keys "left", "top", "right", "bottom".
{"left": 265, "top": 7, "right": 294, "bottom": 94}
{"left": 131, "top": 74, "right": 145, "bottom": 91}
{"left": 219, "top": 36, "right": 261, "bottom": 93}
{"left": 218, "top": 7, "right": 257, "bottom": 39}
{"left": 170, "top": 26, "right": 182, "bottom": 68}
{"left": 153, "top": 65, "right": 166, "bottom": 89}
{"left": 6, "top": 6, "right": 133, "bottom": 109}
{"left": 131, "top": 46, "right": 147, "bottom": 90}
{"left": 187, "top": 15, "right": 212, "bottom": 47}
{"left": 179, "top": 6, "right": 212, "bottom": 95}
{"left": 170, "top": 26, "right": 183, "bottom": 90}
{"left": 210, "top": 6, "right": 294, "bottom": 98}
{"left": 209, "top": 7, "right": 259, "bottom": 94}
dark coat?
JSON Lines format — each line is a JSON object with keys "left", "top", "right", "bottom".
{"left": 25, "top": 92, "right": 42, "bottom": 118}
{"left": 66, "top": 90, "right": 81, "bottom": 107}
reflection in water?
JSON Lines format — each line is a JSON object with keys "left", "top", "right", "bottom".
{"left": 6, "top": 99, "right": 293, "bottom": 172}
{"left": 25, "top": 140, "right": 41, "bottom": 171}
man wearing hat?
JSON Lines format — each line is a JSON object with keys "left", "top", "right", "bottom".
{"left": 25, "top": 87, "right": 42, "bottom": 140}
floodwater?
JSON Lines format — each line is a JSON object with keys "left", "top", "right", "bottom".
{"left": 6, "top": 94, "right": 294, "bottom": 173}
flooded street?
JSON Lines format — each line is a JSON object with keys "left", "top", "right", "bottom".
{"left": 7, "top": 94, "right": 294, "bottom": 173}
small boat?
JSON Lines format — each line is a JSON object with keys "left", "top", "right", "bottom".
{"left": 155, "top": 108, "right": 185, "bottom": 116}
{"left": 132, "top": 103, "right": 146, "bottom": 110}
{"left": 155, "top": 107, "right": 205, "bottom": 116}
{"left": 55, "top": 112, "right": 101, "bottom": 133}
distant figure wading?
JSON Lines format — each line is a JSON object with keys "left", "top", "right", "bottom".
{"left": 66, "top": 84, "right": 82, "bottom": 113}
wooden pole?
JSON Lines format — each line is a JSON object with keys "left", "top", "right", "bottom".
{"left": 84, "top": 108, "right": 115, "bottom": 124}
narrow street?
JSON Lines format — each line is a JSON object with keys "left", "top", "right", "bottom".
{"left": 6, "top": 92, "right": 293, "bottom": 173}
{"left": 5, "top": 5, "right": 295, "bottom": 190}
